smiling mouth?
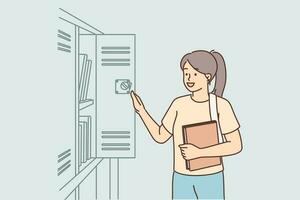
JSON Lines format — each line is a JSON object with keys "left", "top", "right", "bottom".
{"left": 187, "top": 82, "right": 195, "bottom": 87}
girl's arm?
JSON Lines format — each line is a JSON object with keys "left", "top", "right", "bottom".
{"left": 130, "top": 91, "right": 172, "bottom": 144}
{"left": 179, "top": 129, "right": 242, "bottom": 160}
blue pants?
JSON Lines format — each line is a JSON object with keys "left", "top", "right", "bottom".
{"left": 172, "top": 171, "right": 224, "bottom": 200}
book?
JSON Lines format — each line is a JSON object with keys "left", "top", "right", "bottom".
{"left": 81, "top": 121, "right": 87, "bottom": 163}
{"left": 83, "top": 60, "right": 92, "bottom": 100}
{"left": 79, "top": 115, "right": 92, "bottom": 162}
{"left": 182, "top": 120, "right": 221, "bottom": 171}
{"left": 78, "top": 124, "right": 82, "bottom": 167}
{"left": 79, "top": 54, "right": 88, "bottom": 101}
{"left": 87, "top": 116, "right": 91, "bottom": 159}
{"left": 80, "top": 115, "right": 92, "bottom": 160}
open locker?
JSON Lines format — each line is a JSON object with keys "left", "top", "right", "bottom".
{"left": 58, "top": 8, "right": 136, "bottom": 200}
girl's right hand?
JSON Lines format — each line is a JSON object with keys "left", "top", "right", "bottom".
{"left": 130, "top": 91, "right": 145, "bottom": 115}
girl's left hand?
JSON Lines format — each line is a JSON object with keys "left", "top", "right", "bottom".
{"left": 179, "top": 144, "right": 202, "bottom": 160}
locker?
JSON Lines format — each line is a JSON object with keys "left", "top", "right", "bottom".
{"left": 97, "top": 34, "right": 136, "bottom": 158}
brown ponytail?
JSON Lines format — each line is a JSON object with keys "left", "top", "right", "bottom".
{"left": 210, "top": 50, "right": 227, "bottom": 97}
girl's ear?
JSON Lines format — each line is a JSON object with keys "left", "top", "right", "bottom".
{"left": 205, "top": 74, "right": 212, "bottom": 82}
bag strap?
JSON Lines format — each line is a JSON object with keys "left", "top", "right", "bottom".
{"left": 209, "top": 93, "right": 225, "bottom": 143}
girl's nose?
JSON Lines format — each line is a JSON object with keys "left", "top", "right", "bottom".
{"left": 188, "top": 74, "right": 191, "bottom": 81}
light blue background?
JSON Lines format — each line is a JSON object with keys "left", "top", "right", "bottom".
{"left": 0, "top": 0, "right": 299, "bottom": 199}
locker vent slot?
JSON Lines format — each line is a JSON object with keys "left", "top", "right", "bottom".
{"left": 101, "top": 131, "right": 131, "bottom": 151}
{"left": 100, "top": 46, "right": 131, "bottom": 66}
{"left": 57, "top": 29, "right": 71, "bottom": 53}
{"left": 101, "top": 147, "right": 130, "bottom": 151}
{"left": 57, "top": 149, "right": 71, "bottom": 176}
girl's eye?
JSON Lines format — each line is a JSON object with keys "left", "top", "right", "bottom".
{"left": 185, "top": 73, "right": 188, "bottom": 76}
{"left": 194, "top": 73, "right": 197, "bottom": 76}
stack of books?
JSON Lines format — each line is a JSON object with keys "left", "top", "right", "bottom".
{"left": 78, "top": 115, "right": 92, "bottom": 166}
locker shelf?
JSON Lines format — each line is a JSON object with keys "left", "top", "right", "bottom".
{"left": 79, "top": 99, "right": 94, "bottom": 110}
{"left": 79, "top": 158, "right": 94, "bottom": 172}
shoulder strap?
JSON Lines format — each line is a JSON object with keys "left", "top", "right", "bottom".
{"left": 209, "top": 93, "right": 224, "bottom": 143}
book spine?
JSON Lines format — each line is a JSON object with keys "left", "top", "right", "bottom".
{"left": 88, "top": 116, "right": 92, "bottom": 159}
{"left": 86, "top": 118, "right": 89, "bottom": 160}
{"left": 79, "top": 55, "right": 87, "bottom": 102}
{"left": 82, "top": 122, "right": 87, "bottom": 163}
{"left": 80, "top": 55, "right": 88, "bottom": 101}
{"left": 78, "top": 124, "right": 82, "bottom": 167}
{"left": 182, "top": 127, "right": 190, "bottom": 170}
{"left": 83, "top": 60, "right": 92, "bottom": 100}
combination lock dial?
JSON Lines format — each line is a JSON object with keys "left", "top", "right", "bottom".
{"left": 115, "top": 79, "right": 132, "bottom": 94}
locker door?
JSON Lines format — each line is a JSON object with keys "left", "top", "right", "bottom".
{"left": 97, "top": 34, "right": 136, "bottom": 158}
{"left": 56, "top": 19, "right": 76, "bottom": 189}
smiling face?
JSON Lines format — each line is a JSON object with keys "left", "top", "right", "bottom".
{"left": 183, "top": 61, "right": 211, "bottom": 92}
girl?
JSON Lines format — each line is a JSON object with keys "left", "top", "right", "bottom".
{"left": 130, "top": 50, "right": 242, "bottom": 199}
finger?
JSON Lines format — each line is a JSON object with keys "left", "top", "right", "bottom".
{"left": 178, "top": 144, "right": 189, "bottom": 148}
{"left": 179, "top": 144, "right": 192, "bottom": 148}
{"left": 130, "top": 91, "right": 140, "bottom": 106}
{"left": 132, "top": 91, "right": 142, "bottom": 106}
{"left": 135, "top": 93, "right": 143, "bottom": 106}
{"left": 130, "top": 91, "right": 137, "bottom": 102}
{"left": 179, "top": 145, "right": 189, "bottom": 149}
{"left": 130, "top": 91, "right": 134, "bottom": 98}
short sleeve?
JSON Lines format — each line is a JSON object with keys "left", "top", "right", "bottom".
{"left": 161, "top": 100, "right": 177, "bottom": 134}
{"left": 217, "top": 98, "right": 240, "bottom": 134}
